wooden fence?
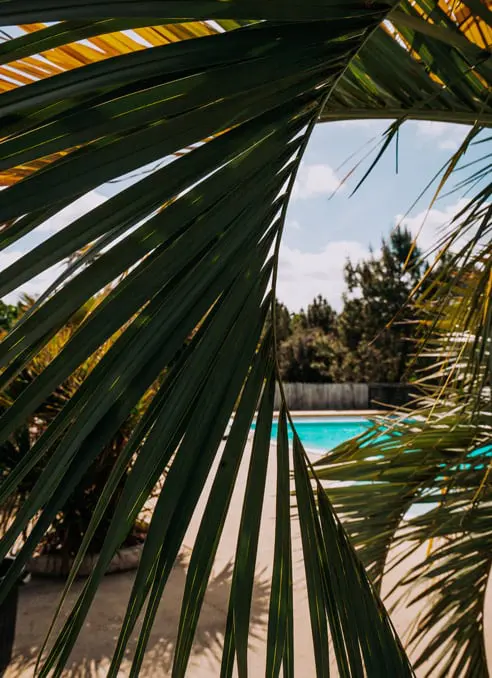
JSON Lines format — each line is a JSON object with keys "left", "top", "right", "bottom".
{"left": 274, "top": 383, "right": 414, "bottom": 410}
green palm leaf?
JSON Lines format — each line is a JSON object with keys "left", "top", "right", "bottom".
{"left": 0, "top": 2, "right": 490, "bottom": 675}
{"left": 315, "top": 163, "right": 492, "bottom": 676}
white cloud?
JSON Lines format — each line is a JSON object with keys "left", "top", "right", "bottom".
{"left": 38, "top": 190, "right": 106, "bottom": 232}
{"left": 397, "top": 198, "right": 472, "bottom": 253}
{"left": 412, "top": 121, "right": 469, "bottom": 151}
{"left": 277, "top": 240, "right": 369, "bottom": 311}
{"left": 334, "top": 120, "right": 388, "bottom": 131}
{"left": 288, "top": 219, "right": 301, "bottom": 231}
{"left": 292, "top": 163, "right": 343, "bottom": 200}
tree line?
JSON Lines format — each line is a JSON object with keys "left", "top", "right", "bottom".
{"left": 272, "top": 225, "right": 438, "bottom": 384}
{"left": 0, "top": 225, "right": 435, "bottom": 390}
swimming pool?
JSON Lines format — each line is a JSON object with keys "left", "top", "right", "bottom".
{"left": 251, "top": 417, "right": 371, "bottom": 454}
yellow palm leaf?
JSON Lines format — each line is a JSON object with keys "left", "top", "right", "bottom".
{"left": 0, "top": 21, "right": 219, "bottom": 183}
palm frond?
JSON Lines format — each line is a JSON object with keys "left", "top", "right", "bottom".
{"left": 0, "top": 20, "right": 223, "bottom": 184}
{"left": 0, "top": 1, "right": 490, "bottom": 674}
{"left": 322, "top": 0, "right": 492, "bottom": 126}
{"left": 315, "top": 162, "right": 492, "bottom": 675}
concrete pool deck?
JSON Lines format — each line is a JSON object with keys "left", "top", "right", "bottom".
{"left": 8, "top": 438, "right": 487, "bottom": 677}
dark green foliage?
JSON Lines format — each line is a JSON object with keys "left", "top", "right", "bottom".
{"left": 306, "top": 295, "right": 337, "bottom": 334}
{"left": 276, "top": 227, "right": 426, "bottom": 383}
{"left": 0, "top": 4, "right": 489, "bottom": 675}
{"left": 0, "top": 301, "right": 19, "bottom": 332}
{"left": 336, "top": 226, "right": 424, "bottom": 383}
{"left": 0, "top": 301, "right": 159, "bottom": 565}
{"left": 267, "top": 298, "right": 292, "bottom": 345}
{"left": 276, "top": 296, "right": 338, "bottom": 382}
{"left": 279, "top": 329, "right": 330, "bottom": 382}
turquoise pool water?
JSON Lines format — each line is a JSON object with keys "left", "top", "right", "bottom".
{"left": 251, "top": 417, "right": 371, "bottom": 453}
{"left": 251, "top": 416, "right": 492, "bottom": 461}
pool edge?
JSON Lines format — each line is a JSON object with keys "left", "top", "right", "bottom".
{"left": 273, "top": 410, "right": 386, "bottom": 417}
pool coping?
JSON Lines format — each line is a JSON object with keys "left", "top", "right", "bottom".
{"left": 273, "top": 410, "right": 386, "bottom": 417}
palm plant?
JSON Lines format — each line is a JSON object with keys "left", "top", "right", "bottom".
{"left": 0, "top": 295, "right": 161, "bottom": 568}
{"left": 0, "top": 2, "right": 490, "bottom": 675}
{"left": 315, "top": 170, "right": 492, "bottom": 676}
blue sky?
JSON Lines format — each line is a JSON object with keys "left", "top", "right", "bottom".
{"left": 277, "top": 118, "right": 471, "bottom": 310}
{"left": 0, "top": 118, "right": 473, "bottom": 311}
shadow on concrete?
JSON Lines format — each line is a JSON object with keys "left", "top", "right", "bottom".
{"left": 7, "top": 552, "right": 270, "bottom": 677}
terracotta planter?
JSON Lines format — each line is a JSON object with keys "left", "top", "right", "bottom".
{"left": 0, "top": 557, "right": 22, "bottom": 675}
{"left": 28, "top": 544, "right": 144, "bottom": 578}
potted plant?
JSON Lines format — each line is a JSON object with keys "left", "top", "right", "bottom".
{"left": 0, "top": 555, "right": 30, "bottom": 674}
{"left": 0, "top": 295, "right": 162, "bottom": 578}
{"left": 0, "top": 557, "right": 18, "bottom": 674}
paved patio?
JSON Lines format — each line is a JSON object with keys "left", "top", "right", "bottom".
{"left": 6, "top": 440, "right": 492, "bottom": 676}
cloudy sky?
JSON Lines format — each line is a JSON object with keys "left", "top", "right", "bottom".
{"left": 277, "top": 119, "right": 473, "bottom": 311}
{"left": 0, "top": 118, "right": 475, "bottom": 311}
